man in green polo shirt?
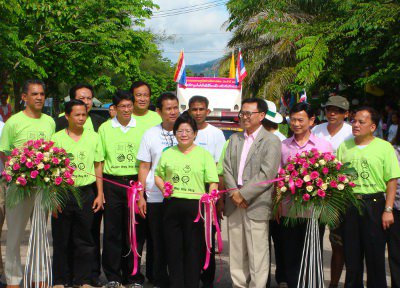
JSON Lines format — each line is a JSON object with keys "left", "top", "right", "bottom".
{"left": 130, "top": 81, "right": 161, "bottom": 284}
{"left": 51, "top": 99, "right": 104, "bottom": 288}
{"left": 337, "top": 106, "right": 400, "bottom": 288}
{"left": 55, "top": 83, "right": 106, "bottom": 287}
{"left": 0, "top": 79, "right": 55, "bottom": 287}
{"left": 99, "top": 91, "right": 145, "bottom": 288}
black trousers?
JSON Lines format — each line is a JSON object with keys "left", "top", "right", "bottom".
{"left": 147, "top": 202, "right": 168, "bottom": 287}
{"left": 102, "top": 174, "right": 146, "bottom": 284}
{"left": 200, "top": 225, "right": 216, "bottom": 288}
{"left": 163, "top": 198, "right": 204, "bottom": 288}
{"left": 343, "top": 194, "right": 387, "bottom": 288}
{"left": 91, "top": 183, "right": 103, "bottom": 280}
{"left": 389, "top": 209, "right": 400, "bottom": 288}
{"left": 281, "top": 218, "right": 325, "bottom": 288}
{"left": 268, "top": 219, "right": 286, "bottom": 286}
{"left": 52, "top": 185, "right": 95, "bottom": 285}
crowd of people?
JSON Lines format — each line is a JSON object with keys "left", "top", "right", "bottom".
{"left": 0, "top": 79, "right": 398, "bottom": 288}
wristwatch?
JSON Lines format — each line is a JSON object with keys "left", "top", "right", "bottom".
{"left": 384, "top": 206, "right": 393, "bottom": 213}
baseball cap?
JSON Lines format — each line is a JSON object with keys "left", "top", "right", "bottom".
{"left": 323, "top": 96, "right": 349, "bottom": 111}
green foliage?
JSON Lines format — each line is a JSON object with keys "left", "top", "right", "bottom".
{"left": 0, "top": 0, "right": 175, "bottom": 105}
{"left": 224, "top": 0, "right": 400, "bottom": 99}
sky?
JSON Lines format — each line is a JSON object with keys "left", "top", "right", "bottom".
{"left": 145, "top": 0, "right": 232, "bottom": 65}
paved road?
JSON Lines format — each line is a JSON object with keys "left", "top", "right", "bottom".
{"left": 0, "top": 218, "right": 392, "bottom": 287}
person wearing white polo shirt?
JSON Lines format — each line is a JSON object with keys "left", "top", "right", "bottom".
{"left": 311, "top": 95, "right": 353, "bottom": 288}
{"left": 136, "top": 92, "right": 179, "bottom": 288}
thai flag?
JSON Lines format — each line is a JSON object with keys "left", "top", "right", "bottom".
{"left": 174, "top": 50, "right": 187, "bottom": 86}
{"left": 299, "top": 89, "right": 307, "bottom": 103}
{"left": 235, "top": 49, "right": 247, "bottom": 85}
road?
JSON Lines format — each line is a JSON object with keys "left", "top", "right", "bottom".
{"left": 0, "top": 218, "right": 392, "bottom": 287}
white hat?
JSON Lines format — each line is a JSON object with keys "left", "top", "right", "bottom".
{"left": 265, "top": 100, "right": 283, "bottom": 124}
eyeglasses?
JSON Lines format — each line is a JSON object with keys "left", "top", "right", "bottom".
{"left": 238, "top": 110, "right": 262, "bottom": 118}
{"left": 117, "top": 104, "right": 133, "bottom": 109}
{"left": 176, "top": 129, "right": 194, "bottom": 135}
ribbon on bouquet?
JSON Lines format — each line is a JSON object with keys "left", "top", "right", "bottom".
{"left": 194, "top": 189, "right": 232, "bottom": 270}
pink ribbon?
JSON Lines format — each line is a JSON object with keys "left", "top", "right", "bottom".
{"left": 194, "top": 189, "right": 228, "bottom": 270}
{"left": 126, "top": 181, "right": 143, "bottom": 275}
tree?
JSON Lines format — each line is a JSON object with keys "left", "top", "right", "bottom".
{"left": 0, "top": 0, "right": 164, "bottom": 109}
{"left": 223, "top": 0, "right": 400, "bottom": 101}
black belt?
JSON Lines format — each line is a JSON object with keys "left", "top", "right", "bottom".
{"left": 354, "top": 192, "right": 384, "bottom": 201}
{"left": 103, "top": 174, "right": 137, "bottom": 182}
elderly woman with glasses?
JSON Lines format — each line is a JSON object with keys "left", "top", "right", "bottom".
{"left": 155, "top": 112, "right": 219, "bottom": 288}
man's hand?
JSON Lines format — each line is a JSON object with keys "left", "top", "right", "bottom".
{"left": 230, "top": 190, "right": 248, "bottom": 208}
{"left": 92, "top": 195, "right": 104, "bottom": 213}
{"left": 382, "top": 211, "right": 394, "bottom": 230}
{"left": 216, "top": 198, "right": 225, "bottom": 220}
{"left": 138, "top": 195, "right": 147, "bottom": 219}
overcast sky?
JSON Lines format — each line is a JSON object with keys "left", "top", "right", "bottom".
{"left": 145, "top": 0, "right": 232, "bottom": 65}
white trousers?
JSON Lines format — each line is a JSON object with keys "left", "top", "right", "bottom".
{"left": 5, "top": 194, "right": 35, "bottom": 285}
{"left": 228, "top": 208, "right": 270, "bottom": 288}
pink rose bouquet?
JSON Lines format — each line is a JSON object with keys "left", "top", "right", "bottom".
{"left": 274, "top": 148, "right": 358, "bottom": 227}
{"left": 1, "top": 139, "right": 80, "bottom": 211}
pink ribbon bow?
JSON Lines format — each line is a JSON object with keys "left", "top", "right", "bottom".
{"left": 194, "top": 189, "right": 227, "bottom": 270}
{"left": 127, "top": 181, "right": 143, "bottom": 275}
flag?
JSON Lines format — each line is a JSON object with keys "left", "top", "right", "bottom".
{"left": 174, "top": 50, "right": 187, "bottom": 86}
{"left": 229, "top": 52, "right": 235, "bottom": 78}
{"left": 299, "top": 89, "right": 307, "bottom": 103}
{"left": 235, "top": 49, "right": 247, "bottom": 85}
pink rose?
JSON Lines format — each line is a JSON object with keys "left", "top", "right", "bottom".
{"left": 30, "top": 170, "right": 39, "bottom": 179}
{"left": 44, "top": 164, "right": 51, "bottom": 170}
{"left": 317, "top": 189, "right": 326, "bottom": 198}
{"left": 36, "top": 152, "right": 44, "bottom": 160}
{"left": 323, "top": 153, "right": 332, "bottom": 161}
{"left": 34, "top": 158, "right": 42, "bottom": 165}
{"left": 309, "top": 157, "right": 317, "bottom": 164}
{"left": 66, "top": 178, "right": 74, "bottom": 185}
{"left": 322, "top": 167, "right": 329, "bottom": 175}
{"left": 17, "top": 176, "right": 27, "bottom": 186}
{"left": 330, "top": 180, "right": 338, "bottom": 188}
{"left": 295, "top": 179, "right": 304, "bottom": 188}
{"left": 316, "top": 178, "right": 324, "bottom": 187}
{"left": 26, "top": 161, "right": 34, "bottom": 168}
{"left": 310, "top": 171, "right": 319, "bottom": 180}
{"left": 338, "top": 175, "right": 347, "bottom": 182}
{"left": 20, "top": 155, "right": 27, "bottom": 163}
{"left": 302, "top": 193, "right": 311, "bottom": 201}
{"left": 11, "top": 148, "right": 19, "bottom": 156}
{"left": 5, "top": 175, "right": 12, "bottom": 182}
{"left": 277, "top": 181, "right": 285, "bottom": 188}
{"left": 287, "top": 164, "right": 295, "bottom": 172}
{"left": 336, "top": 163, "right": 343, "bottom": 171}
{"left": 52, "top": 147, "right": 60, "bottom": 153}
{"left": 311, "top": 148, "right": 319, "bottom": 154}
{"left": 54, "top": 177, "right": 63, "bottom": 186}
{"left": 52, "top": 157, "right": 60, "bottom": 165}
{"left": 13, "top": 163, "right": 20, "bottom": 170}
{"left": 303, "top": 162, "right": 310, "bottom": 168}
{"left": 27, "top": 140, "right": 34, "bottom": 146}
{"left": 302, "top": 169, "right": 309, "bottom": 176}
{"left": 65, "top": 158, "right": 71, "bottom": 166}
{"left": 348, "top": 182, "right": 356, "bottom": 187}
{"left": 291, "top": 170, "right": 299, "bottom": 178}
{"left": 63, "top": 171, "right": 72, "bottom": 179}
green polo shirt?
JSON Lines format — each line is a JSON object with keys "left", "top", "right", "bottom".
{"left": 155, "top": 146, "right": 219, "bottom": 200}
{"left": 0, "top": 111, "right": 55, "bottom": 151}
{"left": 99, "top": 119, "right": 143, "bottom": 176}
{"left": 51, "top": 129, "right": 103, "bottom": 187}
{"left": 132, "top": 110, "right": 162, "bottom": 132}
{"left": 337, "top": 137, "right": 400, "bottom": 194}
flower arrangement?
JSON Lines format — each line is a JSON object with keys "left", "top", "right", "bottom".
{"left": 163, "top": 182, "right": 173, "bottom": 198}
{"left": 274, "top": 148, "right": 358, "bottom": 227}
{"left": 1, "top": 139, "right": 80, "bottom": 211}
